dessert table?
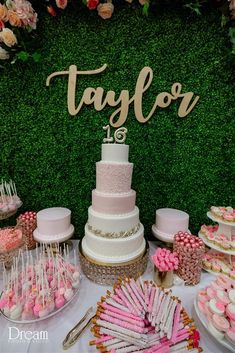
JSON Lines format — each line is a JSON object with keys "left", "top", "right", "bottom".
{"left": 0, "top": 241, "right": 232, "bottom": 353}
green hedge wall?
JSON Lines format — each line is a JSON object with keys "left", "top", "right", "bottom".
{"left": 1, "top": 4, "right": 234, "bottom": 238}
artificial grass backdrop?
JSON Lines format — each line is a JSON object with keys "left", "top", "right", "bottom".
{"left": 0, "top": 4, "right": 234, "bottom": 238}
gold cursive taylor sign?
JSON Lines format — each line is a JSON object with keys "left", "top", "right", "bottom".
{"left": 46, "top": 64, "right": 200, "bottom": 127}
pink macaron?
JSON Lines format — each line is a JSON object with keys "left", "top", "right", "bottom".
{"left": 225, "top": 328, "right": 235, "bottom": 345}
{"left": 198, "top": 290, "right": 209, "bottom": 303}
{"left": 212, "top": 314, "right": 230, "bottom": 332}
{"left": 226, "top": 303, "right": 235, "bottom": 321}
{"left": 209, "top": 299, "right": 225, "bottom": 316}
{"left": 216, "top": 290, "right": 230, "bottom": 305}
{"left": 206, "top": 287, "right": 216, "bottom": 300}
{"left": 216, "top": 275, "right": 233, "bottom": 290}
{"left": 198, "top": 301, "right": 207, "bottom": 314}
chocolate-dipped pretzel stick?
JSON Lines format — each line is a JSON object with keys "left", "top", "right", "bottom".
{"left": 90, "top": 278, "right": 202, "bottom": 353}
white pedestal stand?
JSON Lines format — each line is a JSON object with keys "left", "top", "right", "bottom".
{"left": 199, "top": 211, "right": 235, "bottom": 274}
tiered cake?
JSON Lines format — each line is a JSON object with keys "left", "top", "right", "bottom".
{"left": 80, "top": 142, "right": 148, "bottom": 283}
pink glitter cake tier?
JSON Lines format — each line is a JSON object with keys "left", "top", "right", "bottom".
{"left": 96, "top": 161, "right": 133, "bottom": 193}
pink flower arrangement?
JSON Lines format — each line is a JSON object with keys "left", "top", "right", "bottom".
{"left": 0, "top": 0, "right": 38, "bottom": 63}
{"left": 151, "top": 248, "right": 179, "bottom": 272}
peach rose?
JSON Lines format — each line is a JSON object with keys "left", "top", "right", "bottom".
{"left": 0, "top": 28, "right": 17, "bottom": 47}
{"left": 56, "top": 0, "right": 68, "bottom": 9}
{"left": 139, "top": 0, "right": 149, "bottom": 5}
{"left": 125, "top": 0, "right": 133, "bottom": 3}
{"left": 0, "top": 4, "right": 9, "bottom": 22}
{"left": 8, "top": 10, "right": 21, "bottom": 27}
{"left": 97, "top": 2, "right": 114, "bottom": 19}
{"left": 0, "top": 46, "right": 9, "bottom": 60}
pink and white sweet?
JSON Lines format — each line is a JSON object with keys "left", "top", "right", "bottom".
{"left": 151, "top": 248, "right": 179, "bottom": 272}
{"left": 197, "top": 274, "right": 235, "bottom": 346}
{"left": 0, "top": 228, "right": 23, "bottom": 253}
{"left": 200, "top": 224, "right": 235, "bottom": 251}
{"left": 202, "top": 250, "right": 235, "bottom": 279}
{"left": 0, "top": 244, "right": 80, "bottom": 321}
{"left": 174, "top": 232, "right": 205, "bottom": 285}
{"left": 211, "top": 206, "right": 235, "bottom": 223}
{"left": 90, "top": 278, "right": 203, "bottom": 353}
{"left": 82, "top": 135, "right": 146, "bottom": 265}
{"left": 17, "top": 211, "right": 37, "bottom": 250}
{"left": 0, "top": 180, "right": 22, "bottom": 214}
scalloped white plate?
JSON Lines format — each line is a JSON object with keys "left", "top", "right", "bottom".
{"left": 194, "top": 299, "right": 235, "bottom": 352}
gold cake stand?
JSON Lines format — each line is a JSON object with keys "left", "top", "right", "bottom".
{"left": 79, "top": 241, "right": 149, "bottom": 285}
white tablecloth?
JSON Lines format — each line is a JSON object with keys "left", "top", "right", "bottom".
{"left": 0, "top": 241, "right": 232, "bottom": 353}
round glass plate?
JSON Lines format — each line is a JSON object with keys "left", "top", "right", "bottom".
{"left": 194, "top": 298, "right": 235, "bottom": 352}
{"left": 0, "top": 279, "right": 80, "bottom": 324}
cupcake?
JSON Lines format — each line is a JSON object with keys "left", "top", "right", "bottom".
{"left": 223, "top": 213, "right": 234, "bottom": 222}
{"left": 203, "top": 259, "right": 212, "bottom": 270}
{"left": 230, "top": 270, "right": 235, "bottom": 281}
{"left": 212, "top": 262, "right": 221, "bottom": 273}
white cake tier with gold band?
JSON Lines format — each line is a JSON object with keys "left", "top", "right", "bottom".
{"left": 87, "top": 206, "right": 139, "bottom": 236}
{"left": 81, "top": 141, "right": 146, "bottom": 265}
{"left": 83, "top": 223, "right": 145, "bottom": 263}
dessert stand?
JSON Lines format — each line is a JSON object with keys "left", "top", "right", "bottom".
{"left": 194, "top": 298, "right": 234, "bottom": 352}
{"left": 199, "top": 211, "right": 235, "bottom": 277}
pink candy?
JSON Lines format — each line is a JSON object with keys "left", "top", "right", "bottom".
{"left": 174, "top": 231, "right": 205, "bottom": 286}
{"left": 152, "top": 248, "right": 179, "bottom": 272}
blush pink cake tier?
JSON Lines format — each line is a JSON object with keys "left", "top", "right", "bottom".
{"left": 81, "top": 143, "right": 146, "bottom": 264}
{"left": 152, "top": 208, "right": 190, "bottom": 243}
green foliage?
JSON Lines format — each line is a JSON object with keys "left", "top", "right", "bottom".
{"left": 0, "top": 4, "right": 234, "bottom": 238}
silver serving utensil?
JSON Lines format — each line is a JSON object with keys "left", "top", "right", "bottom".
{"left": 63, "top": 307, "right": 96, "bottom": 350}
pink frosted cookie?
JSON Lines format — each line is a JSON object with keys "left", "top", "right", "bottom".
{"left": 228, "top": 289, "right": 235, "bottom": 304}
{"left": 225, "top": 328, "right": 235, "bottom": 345}
{"left": 204, "top": 302, "right": 213, "bottom": 320}
{"left": 212, "top": 314, "right": 230, "bottom": 332}
{"left": 216, "top": 275, "right": 232, "bottom": 289}
{"left": 198, "top": 301, "right": 207, "bottom": 314}
{"left": 208, "top": 321, "right": 224, "bottom": 340}
{"left": 198, "top": 290, "right": 209, "bottom": 303}
{"left": 230, "top": 319, "right": 235, "bottom": 329}
{"left": 206, "top": 287, "right": 216, "bottom": 299}
{"left": 216, "top": 290, "right": 230, "bottom": 305}
{"left": 226, "top": 303, "right": 235, "bottom": 321}
{"left": 208, "top": 299, "right": 225, "bottom": 316}
{"left": 210, "top": 281, "right": 222, "bottom": 290}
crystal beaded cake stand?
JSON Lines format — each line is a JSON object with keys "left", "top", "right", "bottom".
{"left": 79, "top": 241, "right": 149, "bottom": 285}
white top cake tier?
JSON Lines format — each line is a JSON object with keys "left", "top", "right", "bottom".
{"left": 33, "top": 207, "right": 74, "bottom": 243}
{"left": 101, "top": 143, "right": 129, "bottom": 163}
{"left": 152, "top": 208, "right": 189, "bottom": 242}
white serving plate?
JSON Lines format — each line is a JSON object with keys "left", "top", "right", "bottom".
{"left": 0, "top": 281, "right": 80, "bottom": 324}
{"left": 194, "top": 298, "right": 235, "bottom": 352}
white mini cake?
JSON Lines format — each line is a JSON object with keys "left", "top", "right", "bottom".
{"left": 81, "top": 143, "right": 146, "bottom": 264}
{"left": 33, "top": 207, "right": 74, "bottom": 243}
{"left": 152, "top": 208, "right": 190, "bottom": 243}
